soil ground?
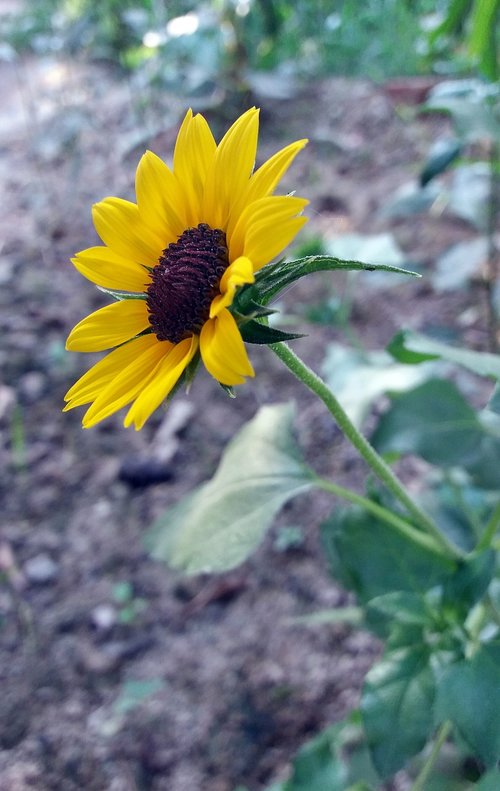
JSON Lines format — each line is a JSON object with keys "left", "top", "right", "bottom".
{"left": 0, "top": 49, "right": 488, "bottom": 791}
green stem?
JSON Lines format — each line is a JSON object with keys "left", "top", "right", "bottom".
{"left": 410, "top": 721, "right": 452, "bottom": 791}
{"left": 271, "top": 342, "right": 463, "bottom": 560}
{"left": 477, "top": 501, "right": 500, "bottom": 551}
{"left": 315, "top": 477, "right": 452, "bottom": 559}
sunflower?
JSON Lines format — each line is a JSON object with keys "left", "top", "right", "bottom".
{"left": 64, "top": 108, "right": 308, "bottom": 429}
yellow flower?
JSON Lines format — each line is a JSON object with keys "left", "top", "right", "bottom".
{"left": 64, "top": 108, "right": 308, "bottom": 429}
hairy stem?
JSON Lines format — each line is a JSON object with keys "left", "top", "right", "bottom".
{"left": 271, "top": 342, "right": 463, "bottom": 559}
{"left": 315, "top": 477, "right": 453, "bottom": 559}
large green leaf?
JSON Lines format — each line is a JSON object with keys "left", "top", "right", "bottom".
{"left": 361, "top": 646, "right": 435, "bottom": 778}
{"left": 145, "top": 404, "right": 314, "bottom": 574}
{"left": 321, "top": 506, "right": 454, "bottom": 604}
{"left": 371, "top": 379, "right": 485, "bottom": 467}
{"left": 321, "top": 343, "right": 435, "bottom": 428}
{"left": 436, "top": 640, "right": 500, "bottom": 767}
{"left": 387, "top": 330, "right": 500, "bottom": 380}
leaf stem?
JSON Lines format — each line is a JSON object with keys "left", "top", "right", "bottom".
{"left": 315, "top": 477, "right": 453, "bottom": 560}
{"left": 410, "top": 721, "right": 452, "bottom": 791}
{"left": 271, "top": 342, "right": 463, "bottom": 560}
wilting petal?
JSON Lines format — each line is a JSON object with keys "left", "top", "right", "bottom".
{"left": 135, "top": 151, "right": 187, "bottom": 240}
{"left": 124, "top": 335, "right": 198, "bottom": 430}
{"left": 64, "top": 335, "right": 159, "bottom": 409}
{"left": 200, "top": 309, "right": 254, "bottom": 385}
{"left": 209, "top": 256, "right": 254, "bottom": 318}
{"left": 82, "top": 337, "right": 171, "bottom": 428}
{"left": 71, "top": 246, "right": 150, "bottom": 293}
{"left": 92, "top": 198, "right": 164, "bottom": 267}
{"left": 66, "top": 300, "right": 150, "bottom": 352}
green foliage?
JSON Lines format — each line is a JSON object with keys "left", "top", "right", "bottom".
{"left": 321, "top": 505, "right": 455, "bottom": 604}
{"left": 6, "top": 0, "right": 475, "bottom": 83}
{"left": 371, "top": 379, "right": 485, "bottom": 467}
{"left": 436, "top": 641, "right": 500, "bottom": 767}
{"left": 145, "top": 404, "right": 314, "bottom": 574}
{"left": 388, "top": 330, "right": 500, "bottom": 378}
{"left": 361, "top": 645, "right": 435, "bottom": 778}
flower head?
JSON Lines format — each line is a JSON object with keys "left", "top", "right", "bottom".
{"left": 64, "top": 108, "right": 308, "bottom": 429}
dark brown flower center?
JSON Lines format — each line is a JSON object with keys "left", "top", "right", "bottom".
{"left": 146, "top": 223, "right": 229, "bottom": 344}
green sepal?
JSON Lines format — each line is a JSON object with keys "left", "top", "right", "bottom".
{"left": 219, "top": 383, "right": 236, "bottom": 398}
{"left": 239, "top": 320, "right": 305, "bottom": 345}
{"left": 248, "top": 255, "right": 419, "bottom": 307}
{"left": 232, "top": 287, "right": 278, "bottom": 318}
{"left": 97, "top": 286, "right": 147, "bottom": 301}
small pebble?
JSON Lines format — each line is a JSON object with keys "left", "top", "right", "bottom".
{"left": 91, "top": 604, "right": 117, "bottom": 632}
{"left": 24, "top": 553, "right": 59, "bottom": 584}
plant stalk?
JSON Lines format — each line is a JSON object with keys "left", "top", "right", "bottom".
{"left": 271, "top": 342, "right": 463, "bottom": 559}
{"left": 410, "top": 721, "right": 452, "bottom": 791}
{"left": 315, "top": 477, "right": 453, "bottom": 559}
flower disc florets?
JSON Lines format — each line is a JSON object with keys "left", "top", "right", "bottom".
{"left": 147, "top": 224, "right": 229, "bottom": 343}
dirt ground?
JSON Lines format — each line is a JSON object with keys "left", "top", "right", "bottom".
{"left": 0, "top": 49, "right": 487, "bottom": 791}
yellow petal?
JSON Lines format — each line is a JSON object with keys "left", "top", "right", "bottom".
{"left": 135, "top": 151, "right": 187, "bottom": 240}
{"left": 245, "top": 216, "right": 309, "bottom": 271}
{"left": 202, "top": 108, "right": 260, "bottom": 229}
{"left": 66, "top": 299, "right": 150, "bottom": 352}
{"left": 209, "top": 256, "right": 254, "bottom": 318}
{"left": 200, "top": 309, "right": 254, "bottom": 385}
{"left": 173, "top": 110, "right": 217, "bottom": 224}
{"left": 124, "top": 335, "right": 198, "bottom": 430}
{"left": 229, "top": 195, "right": 309, "bottom": 267}
{"left": 71, "top": 246, "right": 150, "bottom": 292}
{"left": 92, "top": 198, "right": 164, "bottom": 267}
{"left": 82, "top": 337, "right": 171, "bottom": 428}
{"left": 226, "top": 138, "right": 308, "bottom": 239}
{"left": 64, "top": 335, "right": 159, "bottom": 409}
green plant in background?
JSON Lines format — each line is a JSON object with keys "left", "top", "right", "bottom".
{"left": 5, "top": 0, "right": 498, "bottom": 88}
{"left": 60, "top": 99, "right": 500, "bottom": 791}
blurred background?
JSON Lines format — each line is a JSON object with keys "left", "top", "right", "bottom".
{"left": 0, "top": 1, "right": 498, "bottom": 790}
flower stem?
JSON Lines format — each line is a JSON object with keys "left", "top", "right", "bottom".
{"left": 271, "top": 342, "right": 462, "bottom": 560}
{"left": 410, "top": 721, "right": 452, "bottom": 791}
{"left": 315, "top": 477, "right": 452, "bottom": 559}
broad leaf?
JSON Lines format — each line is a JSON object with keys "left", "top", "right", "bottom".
{"left": 322, "top": 344, "right": 435, "bottom": 428}
{"left": 366, "top": 591, "right": 432, "bottom": 638}
{"left": 283, "top": 726, "right": 348, "bottom": 791}
{"left": 321, "top": 505, "right": 454, "bottom": 604}
{"left": 387, "top": 330, "right": 500, "bottom": 380}
{"left": 431, "top": 237, "right": 490, "bottom": 292}
{"left": 361, "top": 646, "right": 435, "bottom": 778}
{"left": 443, "top": 550, "right": 496, "bottom": 614}
{"left": 436, "top": 640, "right": 500, "bottom": 767}
{"left": 282, "top": 714, "right": 379, "bottom": 791}
{"left": 145, "top": 404, "right": 314, "bottom": 574}
{"left": 371, "top": 379, "right": 485, "bottom": 467}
